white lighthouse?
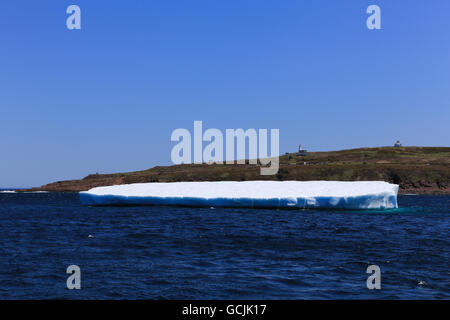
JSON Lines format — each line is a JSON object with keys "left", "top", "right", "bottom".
{"left": 298, "top": 144, "right": 308, "bottom": 156}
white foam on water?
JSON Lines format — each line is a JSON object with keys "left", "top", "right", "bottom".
{"left": 24, "top": 191, "right": 49, "bottom": 193}
{"left": 79, "top": 181, "right": 399, "bottom": 210}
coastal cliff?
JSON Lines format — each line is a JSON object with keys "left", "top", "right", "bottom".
{"left": 24, "top": 147, "right": 450, "bottom": 194}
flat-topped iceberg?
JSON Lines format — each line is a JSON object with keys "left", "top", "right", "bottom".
{"left": 79, "top": 181, "right": 398, "bottom": 210}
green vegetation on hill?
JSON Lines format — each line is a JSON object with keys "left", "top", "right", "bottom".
{"left": 26, "top": 147, "right": 450, "bottom": 194}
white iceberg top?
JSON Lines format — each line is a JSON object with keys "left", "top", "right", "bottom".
{"left": 80, "top": 181, "right": 399, "bottom": 210}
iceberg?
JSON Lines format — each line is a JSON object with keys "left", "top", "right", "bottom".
{"left": 79, "top": 181, "right": 398, "bottom": 210}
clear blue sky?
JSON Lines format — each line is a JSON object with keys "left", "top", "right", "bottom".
{"left": 1, "top": 0, "right": 449, "bottom": 187}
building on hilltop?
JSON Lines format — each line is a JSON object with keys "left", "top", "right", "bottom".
{"left": 394, "top": 140, "right": 402, "bottom": 147}
{"left": 298, "top": 144, "right": 308, "bottom": 156}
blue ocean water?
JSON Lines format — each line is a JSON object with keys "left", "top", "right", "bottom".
{"left": 0, "top": 192, "right": 448, "bottom": 299}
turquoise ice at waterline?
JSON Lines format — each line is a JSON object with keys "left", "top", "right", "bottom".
{"left": 79, "top": 181, "right": 399, "bottom": 210}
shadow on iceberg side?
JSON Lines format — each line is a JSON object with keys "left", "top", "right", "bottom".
{"left": 79, "top": 193, "right": 398, "bottom": 210}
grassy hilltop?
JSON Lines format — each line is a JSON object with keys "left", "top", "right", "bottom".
{"left": 26, "top": 146, "right": 450, "bottom": 194}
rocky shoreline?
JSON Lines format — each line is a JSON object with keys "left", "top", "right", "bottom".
{"left": 21, "top": 178, "right": 450, "bottom": 195}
